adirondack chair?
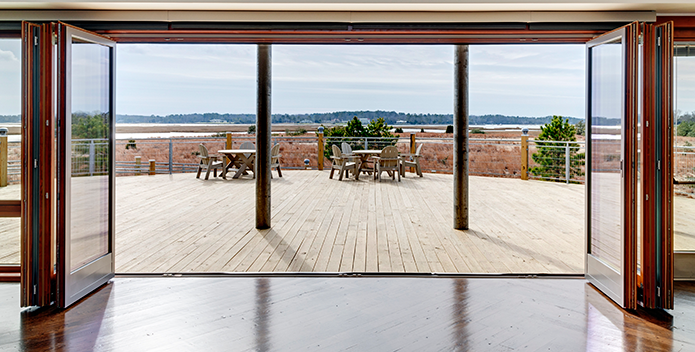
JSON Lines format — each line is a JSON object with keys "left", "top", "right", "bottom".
{"left": 270, "top": 143, "right": 282, "bottom": 178}
{"left": 373, "top": 146, "right": 401, "bottom": 182}
{"left": 401, "top": 144, "right": 423, "bottom": 177}
{"left": 196, "top": 144, "right": 223, "bottom": 180}
{"left": 330, "top": 145, "right": 357, "bottom": 181}
{"left": 344, "top": 141, "right": 372, "bottom": 175}
{"left": 341, "top": 142, "right": 354, "bottom": 156}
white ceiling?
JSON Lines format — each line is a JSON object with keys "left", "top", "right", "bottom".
{"left": 0, "top": 1, "right": 695, "bottom": 14}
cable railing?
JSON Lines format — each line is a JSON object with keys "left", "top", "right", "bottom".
{"left": 0, "top": 134, "right": 589, "bottom": 186}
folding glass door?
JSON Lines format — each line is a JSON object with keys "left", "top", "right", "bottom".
{"left": 21, "top": 22, "right": 116, "bottom": 308}
{"left": 586, "top": 22, "right": 674, "bottom": 310}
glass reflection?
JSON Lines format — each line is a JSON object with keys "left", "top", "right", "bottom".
{"left": 674, "top": 53, "right": 695, "bottom": 251}
{"left": 0, "top": 38, "right": 22, "bottom": 199}
{"left": 590, "top": 40, "right": 623, "bottom": 273}
{"left": 0, "top": 218, "right": 20, "bottom": 265}
{"left": 69, "top": 38, "right": 111, "bottom": 271}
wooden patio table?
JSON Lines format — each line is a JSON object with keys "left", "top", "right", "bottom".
{"left": 218, "top": 149, "right": 255, "bottom": 179}
{"left": 352, "top": 150, "right": 383, "bottom": 180}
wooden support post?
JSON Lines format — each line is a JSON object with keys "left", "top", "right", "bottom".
{"left": 226, "top": 132, "right": 233, "bottom": 164}
{"left": 256, "top": 44, "right": 272, "bottom": 229}
{"left": 0, "top": 134, "right": 7, "bottom": 187}
{"left": 453, "top": 45, "right": 469, "bottom": 230}
{"left": 135, "top": 156, "right": 141, "bottom": 175}
{"left": 318, "top": 131, "right": 324, "bottom": 171}
{"left": 149, "top": 159, "right": 156, "bottom": 175}
{"left": 410, "top": 133, "right": 416, "bottom": 172}
{"left": 521, "top": 133, "right": 529, "bottom": 180}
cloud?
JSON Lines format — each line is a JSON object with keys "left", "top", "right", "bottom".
{"left": 116, "top": 43, "right": 586, "bottom": 117}
{"left": 0, "top": 49, "right": 19, "bottom": 63}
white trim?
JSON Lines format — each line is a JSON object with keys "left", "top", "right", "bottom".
{"left": 0, "top": 9, "right": 657, "bottom": 23}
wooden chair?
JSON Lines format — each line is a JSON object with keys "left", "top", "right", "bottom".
{"left": 401, "top": 144, "right": 423, "bottom": 177}
{"left": 330, "top": 145, "right": 357, "bottom": 181}
{"left": 196, "top": 144, "right": 223, "bottom": 180}
{"left": 373, "top": 146, "right": 401, "bottom": 182}
{"left": 270, "top": 143, "right": 282, "bottom": 178}
{"left": 341, "top": 142, "right": 354, "bottom": 156}
{"left": 343, "top": 141, "right": 372, "bottom": 175}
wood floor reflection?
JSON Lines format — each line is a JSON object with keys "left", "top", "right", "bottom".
{"left": 1, "top": 278, "right": 694, "bottom": 351}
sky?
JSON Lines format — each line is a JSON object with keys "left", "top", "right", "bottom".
{"left": 2, "top": 40, "right": 694, "bottom": 118}
{"left": 114, "top": 43, "right": 587, "bottom": 117}
{"left": 0, "top": 39, "right": 21, "bottom": 116}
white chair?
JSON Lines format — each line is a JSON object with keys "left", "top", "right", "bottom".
{"left": 373, "top": 146, "right": 401, "bottom": 182}
{"left": 341, "top": 142, "right": 354, "bottom": 156}
{"left": 196, "top": 144, "right": 223, "bottom": 180}
{"left": 270, "top": 143, "right": 282, "bottom": 178}
{"left": 330, "top": 145, "right": 357, "bottom": 181}
{"left": 401, "top": 144, "right": 423, "bottom": 177}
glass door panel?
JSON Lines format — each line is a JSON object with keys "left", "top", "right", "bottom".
{"left": 590, "top": 39, "right": 624, "bottom": 273}
{"left": 674, "top": 45, "right": 695, "bottom": 252}
{"left": 586, "top": 23, "right": 638, "bottom": 309}
{"left": 69, "top": 39, "right": 111, "bottom": 272}
{"left": 58, "top": 23, "right": 116, "bottom": 308}
{"left": 0, "top": 38, "right": 22, "bottom": 268}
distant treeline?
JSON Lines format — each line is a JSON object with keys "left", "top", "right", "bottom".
{"left": 2, "top": 111, "right": 622, "bottom": 126}
{"left": 114, "top": 111, "right": 595, "bottom": 125}
{"left": 0, "top": 115, "right": 20, "bottom": 123}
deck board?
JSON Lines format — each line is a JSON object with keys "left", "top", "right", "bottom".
{"left": 3, "top": 170, "right": 692, "bottom": 271}
{"left": 114, "top": 171, "right": 587, "bottom": 273}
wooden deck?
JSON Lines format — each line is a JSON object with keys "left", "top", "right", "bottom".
{"left": 2, "top": 170, "right": 694, "bottom": 269}
{"left": 115, "top": 171, "right": 586, "bottom": 273}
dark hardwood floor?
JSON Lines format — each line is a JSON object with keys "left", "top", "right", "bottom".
{"left": 1, "top": 277, "right": 694, "bottom": 351}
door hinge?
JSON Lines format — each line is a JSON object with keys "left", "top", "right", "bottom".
{"left": 34, "top": 159, "right": 38, "bottom": 169}
{"left": 34, "top": 36, "right": 38, "bottom": 46}
{"left": 657, "top": 286, "right": 661, "bottom": 297}
{"left": 33, "top": 284, "right": 37, "bottom": 295}
{"left": 658, "top": 160, "right": 661, "bottom": 170}
{"left": 657, "top": 37, "right": 661, "bottom": 46}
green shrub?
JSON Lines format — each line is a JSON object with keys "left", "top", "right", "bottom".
{"left": 530, "top": 115, "right": 585, "bottom": 181}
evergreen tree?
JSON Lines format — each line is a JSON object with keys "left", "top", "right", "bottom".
{"left": 530, "top": 115, "right": 585, "bottom": 181}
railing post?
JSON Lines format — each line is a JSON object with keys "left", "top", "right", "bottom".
{"left": 88, "top": 139, "right": 96, "bottom": 176}
{"left": 168, "top": 138, "right": 173, "bottom": 174}
{"left": 149, "top": 159, "right": 156, "bottom": 175}
{"left": 521, "top": 132, "right": 529, "bottom": 180}
{"left": 135, "top": 156, "right": 141, "bottom": 175}
{"left": 565, "top": 142, "right": 570, "bottom": 184}
{"left": 0, "top": 133, "right": 7, "bottom": 187}
{"left": 410, "top": 133, "right": 416, "bottom": 172}
{"left": 364, "top": 137, "right": 368, "bottom": 150}
{"left": 226, "top": 132, "right": 233, "bottom": 165}
{"left": 317, "top": 131, "right": 324, "bottom": 171}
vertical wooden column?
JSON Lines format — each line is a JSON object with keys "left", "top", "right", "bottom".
{"left": 317, "top": 131, "right": 324, "bottom": 171}
{"left": 256, "top": 44, "right": 272, "bottom": 229}
{"left": 226, "top": 132, "right": 233, "bottom": 164}
{"left": 0, "top": 133, "right": 7, "bottom": 187}
{"left": 135, "top": 156, "right": 141, "bottom": 175}
{"left": 410, "top": 133, "right": 416, "bottom": 172}
{"left": 521, "top": 131, "right": 529, "bottom": 180}
{"left": 453, "top": 45, "right": 469, "bottom": 230}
